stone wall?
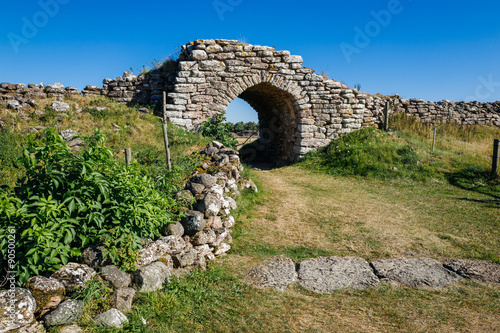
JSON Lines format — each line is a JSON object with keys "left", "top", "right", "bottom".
{"left": 2, "top": 39, "right": 499, "bottom": 161}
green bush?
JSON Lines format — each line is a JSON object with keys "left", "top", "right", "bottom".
{"left": 0, "top": 129, "right": 181, "bottom": 284}
{"left": 301, "top": 127, "right": 437, "bottom": 180}
{"left": 200, "top": 111, "right": 237, "bottom": 148}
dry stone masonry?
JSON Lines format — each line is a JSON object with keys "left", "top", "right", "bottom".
{"left": 1, "top": 39, "right": 499, "bottom": 162}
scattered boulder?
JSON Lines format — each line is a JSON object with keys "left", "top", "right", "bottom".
{"left": 51, "top": 263, "right": 96, "bottom": 292}
{"left": 370, "top": 257, "right": 462, "bottom": 287}
{"left": 133, "top": 261, "right": 171, "bottom": 293}
{"left": 50, "top": 101, "right": 70, "bottom": 112}
{"left": 297, "top": 257, "right": 380, "bottom": 293}
{"left": 43, "top": 299, "right": 83, "bottom": 327}
{"left": 101, "top": 265, "right": 131, "bottom": 289}
{"left": 110, "top": 288, "right": 135, "bottom": 314}
{"left": 0, "top": 288, "right": 36, "bottom": 332}
{"left": 94, "top": 308, "right": 128, "bottom": 329}
{"left": 443, "top": 259, "right": 500, "bottom": 283}
{"left": 24, "top": 276, "right": 65, "bottom": 313}
{"left": 246, "top": 255, "right": 298, "bottom": 291}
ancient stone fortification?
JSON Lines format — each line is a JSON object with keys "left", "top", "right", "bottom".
{"left": 1, "top": 39, "right": 499, "bottom": 162}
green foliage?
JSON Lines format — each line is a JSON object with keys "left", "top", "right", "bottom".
{"left": 199, "top": 111, "right": 238, "bottom": 149}
{"left": 300, "top": 127, "right": 437, "bottom": 180}
{"left": 73, "top": 278, "right": 113, "bottom": 320}
{"left": 228, "top": 121, "right": 259, "bottom": 133}
{"left": 0, "top": 128, "right": 24, "bottom": 186}
{"left": 0, "top": 129, "right": 180, "bottom": 284}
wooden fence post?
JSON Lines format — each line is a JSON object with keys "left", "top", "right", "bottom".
{"left": 432, "top": 127, "right": 437, "bottom": 153}
{"left": 492, "top": 139, "right": 500, "bottom": 177}
{"left": 384, "top": 101, "right": 390, "bottom": 131}
{"left": 162, "top": 91, "right": 172, "bottom": 171}
{"left": 125, "top": 148, "right": 132, "bottom": 166}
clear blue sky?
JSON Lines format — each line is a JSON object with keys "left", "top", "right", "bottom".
{"left": 1, "top": 0, "right": 499, "bottom": 123}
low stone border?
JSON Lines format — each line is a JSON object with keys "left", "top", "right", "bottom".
{"left": 245, "top": 256, "right": 500, "bottom": 293}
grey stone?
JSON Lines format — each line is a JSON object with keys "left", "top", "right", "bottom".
{"left": 214, "top": 242, "right": 231, "bottom": 256}
{"left": 181, "top": 210, "right": 206, "bottom": 236}
{"left": 60, "top": 129, "right": 77, "bottom": 141}
{"left": 370, "top": 257, "right": 462, "bottom": 287}
{"left": 0, "top": 288, "right": 36, "bottom": 332}
{"left": 133, "top": 261, "right": 171, "bottom": 292}
{"left": 15, "top": 320, "right": 45, "bottom": 333}
{"left": 82, "top": 244, "right": 111, "bottom": 269}
{"left": 110, "top": 288, "right": 135, "bottom": 313}
{"left": 24, "top": 276, "right": 65, "bottom": 312}
{"left": 50, "top": 101, "right": 70, "bottom": 112}
{"left": 7, "top": 100, "right": 21, "bottom": 109}
{"left": 246, "top": 255, "right": 298, "bottom": 291}
{"left": 57, "top": 324, "right": 83, "bottom": 333}
{"left": 191, "top": 230, "right": 217, "bottom": 246}
{"left": 187, "top": 182, "right": 205, "bottom": 196}
{"left": 167, "top": 222, "right": 185, "bottom": 236}
{"left": 101, "top": 265, "right": 131, "bottom": 289}
{"left": 94, "top": 308, "right": 128, "bottom": 328}
{"left": 212, "top": 140, "right": 224, "bottom": 149}
{"left": 191, "top": 173, "right": 217, "bottom": 188}
{"left": 199, "top": 192, "right": 222, "bottom": 218}
{"left": 298, "top": 257, "right": 380, "bottom": 293}
{"left": 43, "top": 299, "right": 83, "bottom": 326}
{"left": 443, "top": 259, "right": 500, "bottom": 283}
{"left": 51, "top": 263, "right": 96, "bottom": 292}
{"left": 172, "top": 251, "right": 197, "bottom": 268}
{"left": 136, "top": 235, "right": 186, "bottom": 267}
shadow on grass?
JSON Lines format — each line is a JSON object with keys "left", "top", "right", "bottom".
{"left": 446, "top": 166, "right": 500, "bottom": 208}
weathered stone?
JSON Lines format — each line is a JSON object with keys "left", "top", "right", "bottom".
{"left": 82, "top": 244, "right": 110, "bottom": 269}
{"left": 50, "top": 101, "right": 70, "bottom": 112}
{"left": 180, "top": 210, "right": 206, "bottom": 236}
{"left": 51, "top": 263, "right": 96, "bottom": 292}
{"left": 43, "top": 299, "right": 83, "bottom": 326}
{"left": 136, "top": 235, "right": 186, "bottom": 267}
{"left": 214, "top": 242, "right": 231, "bottom": 256}
{"left": 172, "top": 251, "right": 197, "bottom": 268}
{"left": 370, "top": 258, "right": 462, "bottom": 287}
{"left": 94, "top": 308, "right": 128, "bottom": 328}
{"left": 297, "top": 257, "right": 380, "bottom": 293}
{"left": 191, "top": 230, "right": 217, "bottom": 246}
{"left": 24, "top": 276, "right": 65, "bottom": 312}
{"left": 57, "top": 324, "right": 83, "bottom": 333}
{"left": 0, "top": 288, "right": 36, "bottom": 332}
{"left": 60, "top": 129, "right": 77, "bottom": 141}
{"left": 101, "top": 265, "right": 131, "bottom": 289}
{"left": 443, "top": 259, "right": 500, "bottom": 283}
{"left": 15, "top": 320, "right": 46, "bottom": 333}
{"left": 133, "top": 261, "right": 171, "bottom": 292}
{"left": 191, "top": 173, "right": 217, "bottom": 187}
{"left": 199, "top": 192, "right": 222, "bottom": 218}
{"left": 110, "top": 288, "right": 135, "bottom": 314}
{"left": 166, "top": 222, "right": 185, "bottom": 237}
{"left": 246, "top": 255, "right": 298, "bottom": 291}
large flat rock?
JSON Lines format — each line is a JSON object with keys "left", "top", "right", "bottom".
{"left": 245, "top": 255, "right": 298, "bottom": 291}
{"left": 370, "top": 257, "right": 462, "bottom": 287}
{"left": 297, "top": 256, "right": 379, "bottom": 293}
{"left": 443, "top": 259, "right": 500, "bottom": 283}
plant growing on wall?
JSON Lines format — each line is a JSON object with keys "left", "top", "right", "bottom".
{"left": 0, "top": 129, "right": 180, "bottom": 284}
{"left": 200, "top": 111, "right": 238, "bottom": 148}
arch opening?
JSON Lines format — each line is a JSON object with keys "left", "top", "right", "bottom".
{"left": 233, "top": 82, "right": 299, "bottom": 168}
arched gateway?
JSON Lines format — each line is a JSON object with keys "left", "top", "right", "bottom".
{"left": 163, "top": 39, "right": 374, "bottom": 163}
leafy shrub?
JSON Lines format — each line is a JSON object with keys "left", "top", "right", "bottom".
{"left": 0, "top": 129, "right": 180, "bottom": 284}
{"left": 200, "top": 111, "right": 237, "bottom": 148}
{"left": 301, "top": 127, "right": 437, "bottom": 180}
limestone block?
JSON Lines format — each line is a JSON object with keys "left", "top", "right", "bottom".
{"left": 190, "top": 50, "right": 208, "bottom": 60}
{"left": 199, "top": 60, "right": 226, "bottom": 71}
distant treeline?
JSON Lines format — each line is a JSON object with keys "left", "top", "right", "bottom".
{"left": 227, "top": 121, "right": 259, "bottom": 132}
